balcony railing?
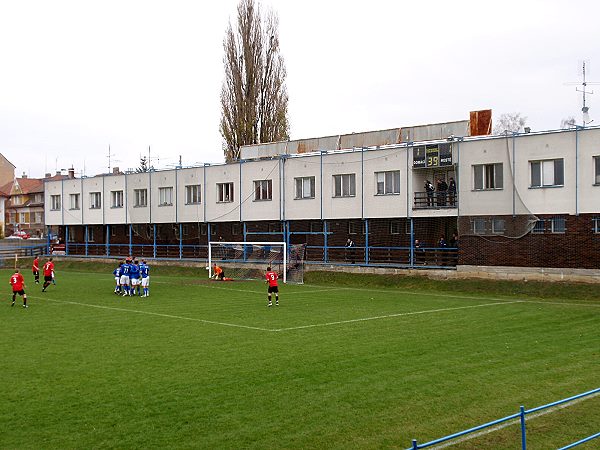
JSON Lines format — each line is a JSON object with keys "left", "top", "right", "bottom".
{"left": 414, "top": 191, "right": 458, "bottom": 209}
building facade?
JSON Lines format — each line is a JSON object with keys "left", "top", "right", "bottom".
{"left": 43, "top": 125, "right": 600, "bottom": 270}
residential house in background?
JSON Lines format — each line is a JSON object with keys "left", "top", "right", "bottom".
{"left": 1, "top": 169, "right": 73, "bottom": 238}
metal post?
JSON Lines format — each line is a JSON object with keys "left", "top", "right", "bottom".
{"left": 106, "top": 225, "right": 110, "bottom": 256}
{"left": 46, "top": 225, "right": 51, "bottom": 255}
{"left": 323, "top": 220, "right": 328, "bottom": 263}
{"left": 179, "top": 223, "right": 183, "bottom": 259}
{"left": 520, "top": 405, "right": 527, "bottom": 450}
{"left": 410, "top": 218, "right": 414, "bottom": 267}
{"left": 65, "top": 226, "right": 69, "bottom": 255}
{"left": 364, "top": 219, "right": 369, "bottom": 265}
{"left": 243, "top": 222, "right": 248, "bottom": 261}
{"left": 85, "top": 226, "right": 88, "bottom": 256}
{"left": 153, "top": 224, "right": 157, "bottom": 259}
{"left": 412, "top": 439, "right": 419, "bottom": 450}
{"left": 129, "top": 223, "right": 132, "bottom": 257}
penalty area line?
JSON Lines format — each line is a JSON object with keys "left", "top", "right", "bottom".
{"left": 29, "top": 296, "right": 272, "bottom": 332}
{"left": 273, "top": 300, "right": 525, "bottom": 332}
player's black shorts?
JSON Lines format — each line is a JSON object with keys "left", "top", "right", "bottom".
{"left": 268, "top": 286, "right": 278, "bottom": 293}
{"left": 13, "top": 289, "right": 25, "bottom": 296}
{"left": 44, "top": 275, "right": 52, "bottom": 282}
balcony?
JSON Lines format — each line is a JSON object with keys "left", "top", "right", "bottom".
{"left": 413, "top": 191, "right": 458, "bottom": 210}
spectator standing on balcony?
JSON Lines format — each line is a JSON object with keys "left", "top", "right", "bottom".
{"left": 424, "top": 180, "right": 435, "bottom": 207}
{"left": 436, "top": 178, "right": 448, "bottom": 206}
{"left": 448, "top": 177, "right": 457, "bottom": 206}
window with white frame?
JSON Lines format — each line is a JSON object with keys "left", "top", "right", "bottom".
{"left": 474, "top": 163, "right": 503, "bottom": 190}
{"left": 492, "top": 218, "right": 506, "bottom": 234}
{"left": 111, "top": 190, "right": 123, "bottom": 208}
{"left": 69, "top": 193, "right": 80, "bottom": 210}
{"left": 530, "top": 159, "right": 564, "bottom": 187}
{"left": 295, "top": 176, "right": 315, "bottom": 199}
{"left": 87, "top": 227, "right": 95, "bottom": 242}
{"left": 12, "top": 195, "right": 23, "bottom": 206}
{"left": 593, "top": 218, "right": 600, "bottom": 234}
{"left": 348, "top": 221, "right": 365, "bottom": 235}
{"left": 390, "top": 221, "right": 402, "bottom": 234}
{"left": 134, "top": 189, "right": 148, "bottom": 207}
{"left": 333, "top": 174, "right": 356, "bottom": 198}
{"left": 185, "top": 185, "right": 201, "bottom": 204}
{"left": 473, "top": 218, "right": 487, "bottom": 234}
{"left": 50, "top": 195, "right": 61, "bottom": 210}
{"left": 254, "top": 180, "right": 272, "bottom": 201}
{"left": 594, "top": 156, "right": 600, "bottom": 185}
{"left": 67, "top": 226, "right": 76, "bottom": 242}
{"left": 551, "top": 217, "right": 566, "bottom": 233}
{"left": 33, "top": 193, "right": 43, "bottom": 203}
{"left": 375, "top": 170, "right": 400, "bottom": 195}
{"left": 90, "top": 192, "right": 101, "bottom": 209}
{"left": 159, "top": 187, "right": 173, "bottom": 206}
{"left": 217, "top": 182, "right": 234, "bottom": 203}
{"left": 34, "top": 212, "right": 43, "bottom": 223}
{"left": 532, "top": 220, "right": 545, "bottom": 234}
{"left": 19, "top": 212, "right": 26, "bottom": 223}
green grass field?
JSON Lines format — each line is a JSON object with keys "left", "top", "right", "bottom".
{"left": 1, "top": 262, "right": 599, "bottom": 449}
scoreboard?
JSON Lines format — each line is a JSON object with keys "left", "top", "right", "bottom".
{"left": 413, "top": 143, "right": 453, "bottom": 168}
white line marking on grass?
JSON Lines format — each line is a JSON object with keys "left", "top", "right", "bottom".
{"left": 273, "top": 300, "right": 524, "bottom": 332}
{"left": 29, "top": 296, "right": 272, "bottom": 332}
{"left": 430, "top": 390, "right": 600, "bottom": 449}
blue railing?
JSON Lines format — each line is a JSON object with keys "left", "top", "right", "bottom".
{"left": 408, "top": 387, "right": 600, "bottom": 450}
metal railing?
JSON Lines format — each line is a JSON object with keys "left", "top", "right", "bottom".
{"left": 414, "top": 191, "right": 458, "bottom": 209}
{"left": 408, "top": 387, "right": 600, "bottom": 450}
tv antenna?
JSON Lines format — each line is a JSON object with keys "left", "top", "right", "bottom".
{"left": 106, "top": 145, "right": 121, "bottom": 173}
{"left": 565, "top": 60, "right": 600, "bottom": 126}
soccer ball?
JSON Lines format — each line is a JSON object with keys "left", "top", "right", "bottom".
{"left": 205, "top": 266, "right": 210, "bottom": 270}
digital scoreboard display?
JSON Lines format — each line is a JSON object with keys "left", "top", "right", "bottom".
{"left": 412, "top": 143, "right": 453, "bottom": 168}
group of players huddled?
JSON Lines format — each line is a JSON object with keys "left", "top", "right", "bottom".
{"left": 113, "top": 258, "right": 150, "bottom": 297}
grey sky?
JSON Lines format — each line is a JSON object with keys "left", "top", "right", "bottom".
{"left": 1, "top": 0, "right": 598, "bottom": 178}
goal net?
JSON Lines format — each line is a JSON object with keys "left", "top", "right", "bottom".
{"left": 207, "top": 242, "right": 306, "bottom": 284}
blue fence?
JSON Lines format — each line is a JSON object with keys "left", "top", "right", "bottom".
{"left": 408, "top": 387, "right": 600, "bottom": 450}
{"left": 60, "top": 242, "right": 458, "bottom": 269}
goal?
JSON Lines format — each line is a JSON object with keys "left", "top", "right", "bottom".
{"left": 207, "top": 241, "right": 306, "bottom": 284}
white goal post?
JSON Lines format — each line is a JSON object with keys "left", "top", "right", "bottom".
{"left": 208, "top": 241, "right": 289, "bottom": 283}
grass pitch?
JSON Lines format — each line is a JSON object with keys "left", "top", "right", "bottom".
{"left": 0, "top": 263, "right": 599, "bottom": 449}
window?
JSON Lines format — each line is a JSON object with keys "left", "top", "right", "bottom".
{"left": 295, "top": 176, "right": 315, "bottom": 199}
{"left": 67, "top": 227, "right": 76, "bottom": 242}
{"left": 474, "top": 163, "right": 503, "bottom": 190}
{"left": 375, "top": 171, "right": 400, "bottom": 195}
{"left": 348, "top": 221, "right": 365, "bottom": 235}
{"left": 551, "top": 217, "right": 566, "bottom": 233}
{"left": 594, "top": 156, "right": 600, "bottom": 185}
{"left": 33, "top": 194, "right": 43, "bottom": 203}
{"left": 87, "top": 227, "right": 95, "bottom": 242}
{"left": 532, "top": 220, "right": 545, "bottom": 234}
{"left": 34, "top": 212, "right": 43, "bottom": 224}
{"left": 333, "top": 174, "right": 356, "bottom": 197}
{"left": 217, "top": 183, "right": 234, "bottom": 203}
{"left": 185, "top": 185, "right": 201, "bottom": 204}
{"left": 51, "top": 195, "right": 61, "bottom": 211}
{"left": 254, "top": 180, "right": 272, "bottom": 201}
{"left": 492, "top": 219, "right": 506, "bottom": 234}
{"left": 310, "top": 221, "right": 323, "bottom": 233}
{"left": 134, "top": 189, "right": 148, "bottom": 207}
{"left": 530, "top": 159, "right": 564, "bottom": 187}
{"left": 111, "top": 190, "right": 123, "bottom": 208}
{"left": 159, "top": 187, "right": 173, "bottom": 206}
{"left": 200, "top": 223, "right": 208, "bottom": 235}
{"left": 268, "top": 222, "right": 282, "bottom": 233}
{"left": 8, "top": 213, "right": 16, "bottom": 224}
{"left": 593, "top": 218, "right": 600, "bottom": 234}
{"left": 473, "top": 218, "right": 487, "bottom": 235}
{"left": 390, "top": 221, "right": 402, "bottom": 234}
{"left": 12, "top": 195, "right": 23, "bottom": 206}
{"left": 232, "top": 223, "right": 241, "bottom": 235}
{"left": 69, "top": 193, "right": 80, "bottom": 210}
{"left": 90, "top": 192, "right": 101, "bottom": 209}
{"left": 19, "top": 212, "right": 26, "bottom": 223}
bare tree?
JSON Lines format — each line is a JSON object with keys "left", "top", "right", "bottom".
{"left": 220, "top": 0, "right": 289, "bottom": 162}
{"left": 493, "top": 112, "right": 527, "bottom": 135}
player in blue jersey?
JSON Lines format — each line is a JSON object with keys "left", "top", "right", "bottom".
{"left": 140, "top": 260, "right": 150, "bottom": 297}
{"left": 113, "top": 263, "right": 122, "bottom": 294}
{"left": 129, "top": 260, "right": 141, "bottom": 296}
{"left": 120, "top": 259, "right": 131, "bottom": 296}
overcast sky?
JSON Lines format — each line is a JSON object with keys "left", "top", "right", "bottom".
{"left": 1, "top": 0, "right": 599, "bottom": 178}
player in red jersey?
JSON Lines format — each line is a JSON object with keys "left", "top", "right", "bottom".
{"left": 42, "top": 257, "right": 55, "bottom": 292}
{"left": 10, "top": 269, "right": 28, "bottom": 307}
{"left": 32, "top": 255, "right": 40, "bottom": 284}
{"left": 265, "top": 266, "right": 279, "bottom": 307}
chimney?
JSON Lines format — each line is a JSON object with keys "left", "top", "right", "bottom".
{"left": 113, "top": 166, "right": 120, "bottom": 174}
{"left": 68, "top": 167, "right": 75, "bottom": 179}
{"left": 45, "top": 173, "right": 51, "bottom": 178}
{"left": 56, "top": 171, "right": 61, "bottom": 176}
{"left": 21, "top": 171, "right": 27, "bottom": 179}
